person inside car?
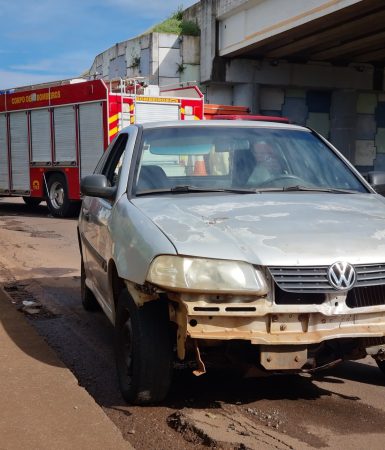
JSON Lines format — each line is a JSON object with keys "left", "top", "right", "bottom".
{"left": 247, "top": 140, "right": 284, "bottom": 185}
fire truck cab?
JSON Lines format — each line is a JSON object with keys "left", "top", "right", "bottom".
{"left": 0, "top": 78, "right": 203, "bottom": 217}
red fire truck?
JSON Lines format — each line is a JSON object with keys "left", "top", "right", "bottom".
{"left": 0, "top": 78, "right": 204, "bottom": 217}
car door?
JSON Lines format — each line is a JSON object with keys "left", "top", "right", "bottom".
{"left": 80, "top": 136, "right": 116, "bottom": 291}
{"left": 81, "top": 132, "right": 129, "bottom": 314}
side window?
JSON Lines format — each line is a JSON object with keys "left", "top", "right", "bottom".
{"left": 94, "top": 135, "right": 118, "bottom": 174}
{"left": 100, "top": 134, "right": 128, "bottom": 187}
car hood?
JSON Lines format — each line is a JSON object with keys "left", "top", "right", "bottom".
{"left": 131, "top": 192, "right": 385, "bottom": 266}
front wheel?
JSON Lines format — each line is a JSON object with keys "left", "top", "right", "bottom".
{"left": 80, "top": 258, "right": 100, "bottom": 311}
{"left": 115, "top": 289, "right": 173, "bottom": 405}
{"left": 46, "top": 173, "right": 79, "bottom": 217}
{"left": 376, "top": 359, "right": 385, "bottom": 375}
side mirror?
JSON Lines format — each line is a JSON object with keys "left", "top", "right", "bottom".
{"left": 80, "top": 174, "right": 117, "bottom": 200}
{"left": 367, "top": 171, "right": 385, "bottom": 195}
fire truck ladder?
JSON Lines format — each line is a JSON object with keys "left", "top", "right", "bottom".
{"left": 109, "top": 77, "right": 147, "bottom": 128}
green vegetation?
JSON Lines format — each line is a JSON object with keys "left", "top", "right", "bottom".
{"left": 152, "top": 7, "right": 200, "bottom": 36}
{"left": 129, "top": 55, "right": 140, "bottom": 69}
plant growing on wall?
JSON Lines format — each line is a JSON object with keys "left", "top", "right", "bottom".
{"left": 176, "top": 63, "right": 186, "bottom": 74}
{"left": 180, "top": 20, "right": 200, "bottom": 36}
{"left": 129, "top": 55, "right": 141, "bottom": 69}
{"left": 152, "top": 7, "right": 200, "bottom": 36}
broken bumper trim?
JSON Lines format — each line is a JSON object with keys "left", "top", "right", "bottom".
{"left": 187, "top": 311, "right": 385, "bottom": 345}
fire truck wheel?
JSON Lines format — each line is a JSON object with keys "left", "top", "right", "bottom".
{"left": 115, "top": 289, "right": 173, "bottom": 405}
{"left": 81, "top": 258, "right": 100, "bottom": 311}
{"left": 46, "top": 173, "right": 78, "bottom": 217}
{"left": 22, "top": 196, "right": 42, "bottom": 207}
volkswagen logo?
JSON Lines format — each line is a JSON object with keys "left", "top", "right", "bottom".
{"left": 327, "top": 262, "right": 356, "bottom": 290}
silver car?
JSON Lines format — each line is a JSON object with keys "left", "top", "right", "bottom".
{"left": 78, "top": 120, "right": 385, "bottom": 404}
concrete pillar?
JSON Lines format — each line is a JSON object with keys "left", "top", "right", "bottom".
{"left": 233, "top": 83, "right": 259, "bottom": 114}
{"left": 150, "top": 33, "right": 159, "bottom": 85}
{"left": 200, "top": 0, "right": 217, "bottom": 83}
{"left": 330, "top": 90, "right": 357, "bottom": 161}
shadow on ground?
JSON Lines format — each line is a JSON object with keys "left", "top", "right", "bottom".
{"left": 3, "top": 274, "right": 385, "bottom": 449}
{"left": 0, "top": 198, "right": 78, "bottom": 220}
{"left": 2, "top": 273, "right": 385, "bottom": 408}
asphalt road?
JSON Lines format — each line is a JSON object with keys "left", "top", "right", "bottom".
{"left": 1, "top": 197, "right": 385, "bottom": 449}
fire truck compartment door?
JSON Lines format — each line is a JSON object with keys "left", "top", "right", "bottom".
{"left": 79, "top": 102, "right": 104, "bottom": 178}
{"left": 31, "top": 109, "right": 52, "bottom": 164}
{"left": 135, "top": 102, "right": 179, "bottom": 123}
{"left": 0, "top": 113, "right": 10, "bottom": 191}
{"left": 53, "top": 106, "right": 77, "bottom": 164}
{"left": 10, "top": 112, "right": 30, "bottom": 191}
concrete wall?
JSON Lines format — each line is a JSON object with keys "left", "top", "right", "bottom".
{"left": 88, "top": 35, "right": 146, "bottom": 81}
{"left": 86, "top": 0, "right": 385, "bottom": 170}
{"left": 217, "top": 0, "right": 250, "bottom": 17}
{"left": 87, "top": 32, "right": 200, "bottom": 88}
{"left": 205, "top": 84, "right": 233, "bottom": 105}
{"left": 197, "top": 49, "right": 385, "bottom": 170}
{"left": 250, "top": 84, "right": 385, "bottom": 170}
{"left": 224, "top": 59, "right": 374, "bottom": 89}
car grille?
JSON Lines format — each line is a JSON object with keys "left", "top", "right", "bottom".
{"left": 269, "top": 264, "right": 385, "bottom": 294}
{"left": 274, "top": 286, "right": 325, "bottom": 305}
{"left": 362, "top": 336, "right": 385, "bottom": 346}
{"left": 346, "top": 285, "right": 385, "bottom": 308}
{"left": 273, "top": 284, "right": 385, "bottom": 307}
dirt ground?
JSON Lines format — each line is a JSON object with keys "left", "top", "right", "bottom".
{"left": 1, "top": 197, "right": 385, "bottom": 450}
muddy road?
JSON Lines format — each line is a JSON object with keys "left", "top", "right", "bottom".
{"left": 1, "top": 197, "right": 385, "bottom": 449}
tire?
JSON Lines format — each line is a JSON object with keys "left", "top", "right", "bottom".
{"left": 46, "top": 173, "right": 79, "bottom": 217}
{"left": 23, "top": 196, "right": 42, "bottom": 207}
{"left": 376, "top": 359, "right": 385, "bottom": 375}
{"left": 81, "top": 259, "right": 100, "bottom": 311}
{"left": 115, "top": 289, "right": 173, "bottom": 405}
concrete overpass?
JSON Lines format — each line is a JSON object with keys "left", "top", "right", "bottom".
{"left": 194, "top": 0, "right": 385, "bottom": 169}
{"left": 218, "top": 0, "right": 385, "bottom": 67}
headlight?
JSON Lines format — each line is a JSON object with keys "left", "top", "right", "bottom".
{"left": 146, "top": 255, "right": 268, "bottom": 295}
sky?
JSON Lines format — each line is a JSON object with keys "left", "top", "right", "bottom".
{"left": 0, "top": 0, "right": 197, "bottom": 89}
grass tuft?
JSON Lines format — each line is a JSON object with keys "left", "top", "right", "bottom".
{"left": 152, "top": 6, "right": 200, "bottom": 36}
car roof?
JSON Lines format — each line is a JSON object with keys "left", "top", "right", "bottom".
{"left": 129, "top": 120, "right": 307, "bottom": 132}
{"left": 211, "top": 114, "right": 290, "bottom": 123}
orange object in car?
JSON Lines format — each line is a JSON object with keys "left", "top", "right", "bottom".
{"left": 193, "top": 156, "right": 207, "bottom": 176}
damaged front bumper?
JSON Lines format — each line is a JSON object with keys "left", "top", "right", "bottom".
{"left": 169, "top": 292, "right": 385, "bottom": 372}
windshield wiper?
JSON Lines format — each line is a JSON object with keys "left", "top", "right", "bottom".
{"left": 282, "top": 185, "right": 359, "bottom": 194}
{"left": 136, "top": 185, "right": 257, "bottom": 196}
{"left": 171, "top": 185, "right": 257, "bottom": 194}
{"left": 136, "top": 185, "right": 361, "bottom": 197}
{"left": 171, "top": 185, "right": 226, "bottom": 193}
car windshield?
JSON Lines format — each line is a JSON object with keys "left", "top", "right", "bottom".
{"left": 134, "top": 126, "right": 368, "bottom": 195}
